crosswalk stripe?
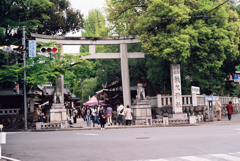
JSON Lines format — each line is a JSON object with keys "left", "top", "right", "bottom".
{"left": 135, "top": 159, "right": 168, "bottom": 161}
{"left": 133, "top": 152, "right": 240, "bottom": 161}
{"left": 179, "top": 156, "right": 211, "bottom": 161}
{"left": 210, "top": 154, "right": 240, "bottom": 161}
{"left": 144, "top": 159, "right": 168, "bottom": 161}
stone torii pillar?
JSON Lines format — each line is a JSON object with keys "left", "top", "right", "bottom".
{"left": 31, "top": 33, "right": 144, "bottom": 107}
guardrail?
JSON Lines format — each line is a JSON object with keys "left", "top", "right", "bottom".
{"left": 36, "top": 121, "right": 68, "bottom": 130}
{"left": 0, "top": 109, "right": 20, "bottom": 115}
{"left": 197, "top": 95, "right": 205, "bottom": 105}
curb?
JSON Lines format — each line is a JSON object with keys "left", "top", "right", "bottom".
{"left": 28, "top": 123, "right": 197, "bottom": 132}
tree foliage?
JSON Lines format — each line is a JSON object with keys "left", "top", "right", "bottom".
{"left": 106, "top": 0, "right": 240, "bottom": 95}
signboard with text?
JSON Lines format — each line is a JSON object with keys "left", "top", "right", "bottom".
{"left": 29, "top": 40, "right": 36, "bottom": 57}
{"left": 191, "top": 86, "right": 200, "bottom": 95}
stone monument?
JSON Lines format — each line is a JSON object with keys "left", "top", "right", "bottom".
{"left": 50, "top": 75, "right": 67, "bottom": 122}
{"left": 50, "top": 44, "right": 67, "bottom": 123}
{"left": 170, "top": 64, "right": 187, "bottom": 119}
{"left": 131, "top": 83, "right": 152, "bottom": 125}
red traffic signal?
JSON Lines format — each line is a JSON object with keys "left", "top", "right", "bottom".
{"left": 13, "top": 46, "right": 24, "bottom": 53}
{"left": 40, "top": 47, "right": 58, "bottom": 53}
{"left": 14, "top": 85, "right": 18, "bottom": 89}
{"left": 13, "top": 84, "right": 19, "bottom": 94}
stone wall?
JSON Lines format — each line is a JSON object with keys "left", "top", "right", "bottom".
{"left": 152, "top": 103, "right": 240, "bottom": 121}
{"left": 0, "top": 113, "right": 38, "bottom": 130}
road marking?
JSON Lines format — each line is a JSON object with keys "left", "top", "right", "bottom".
{"left": 210, "top": 154, "right": 240, "bottom": 161}
{"left": 1, "top": 156, "right": 21, "bottom": 161}
{"left": 180, "top": 156, "right": 211, "bottom": 161}
{"left": 6, "top": 132, "right": 22, "bottom": 135}
{"left": 75, "top": 133, "right": 98, "bottom": 136}
{"left": 144, "top": 159, "right": 168, "bottom": 161}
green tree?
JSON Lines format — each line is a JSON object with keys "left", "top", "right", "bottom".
{"left": 0, "top": 0, "right": 53, "bottom": 45}
{"left": 106, "top": 0, "right": 240, "bottom": 96}
{"left": 35, "top": 0, "right": 84, "bottom": 35}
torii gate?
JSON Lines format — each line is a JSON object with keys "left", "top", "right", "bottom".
{"left": 31, "top": 33, "right": 144, "bottom": 106}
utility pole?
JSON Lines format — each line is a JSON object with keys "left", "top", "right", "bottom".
{"left": 22, "top": 26, "right": 27, "bottom": 131}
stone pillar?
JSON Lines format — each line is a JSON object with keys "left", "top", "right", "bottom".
{"left": 30, "top": 99, "right": 34, "bottom": 113}
{"left": 157, "top": 94, "right": 162, "bottom": 108}
{"left": 89, "top": 45, "right": 95, "bottom": 55}
{"left": 192, "top": 93, "right": 197, "bottom": 106}
{"left": 171, "top": 64, "right": 183, "bottom": 114}
{"left": 120, "top": 43, "right": 131, "bottom": 106}
{"left": 50, "top": 43, "right": 67, "bottom": 122}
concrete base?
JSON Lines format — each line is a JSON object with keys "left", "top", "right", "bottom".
{"left": 36, "top": 122, "right": 41, "bottom": 130}
{"left": 171, "top": 113, "right": 188, "bottom": 119}
{"left": 50, "top": 108, "right": 67, "bottom": 122}
{"left": 51, "top": 103, "right": 65, "bottom": 109}
{"left": 146, "top": 118, "right": 152, "bottom": 126}
{"left": 132, "top": 102, "right": 152, "bottom": 125}
{"left": 163, "top": 117, "right": 169, "bottom": 125}
{"left": 189, "top": 116, "right": 196, "bottom": 124}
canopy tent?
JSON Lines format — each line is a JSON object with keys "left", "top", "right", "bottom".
{"left": 89, "top": 102, "right": 107, "bottom": 107}
{"left": 83, "top": 96, "right": 105, "bottom": 105}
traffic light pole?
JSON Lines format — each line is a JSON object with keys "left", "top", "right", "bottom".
{"left": 22, "top": 26, "right": 27, "bottom": 131}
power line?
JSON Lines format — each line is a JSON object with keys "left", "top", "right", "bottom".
{"left": 203, "top": 0, "right": 230, "bottom": 16}
{"left": 84, "top": 0, "right": 232, "bottom": 24}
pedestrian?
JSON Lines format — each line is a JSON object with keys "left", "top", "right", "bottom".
{"left": 46, "top": 108, "right": 50, "bottom": 123}
{"left": 82, "top": 106, "right": 86, "bottom": 121}
{"left": 226, "top": 101, "right": 233, "bottom": 121}
{"left": 85, "top": 105, "right": 92, "bottom": 126}
{"left": 78, "top": 108, "right": 81, "bottom": 118}
{"left": 112, "top": 110, "right": 118, "bottom": 125}
{"left": 73, "top": 108, "right": 78, "bottom": 123}
{"left": 124, "top": 105, "right": 132, "bottom": 125}
{"left": 106, "top": 105, "right": 113, "bottom": 126}
{"left": 117, "top": 104, "right": 125, "bottom": 125}
{"left": 215, "top": 100, "right": 222, "bottom": 121}
{"left": 91, "top": 105, "right": 99, "bottom": 127}
{"left": 99, "top": 106, "right": 106, "bottom": 130}
{"left": 69, "top": 107, "right": 72, "bottom": 118}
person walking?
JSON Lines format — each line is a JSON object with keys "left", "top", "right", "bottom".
{"left": 85, "top": 106, "right": 92, "bottom": 126}
{"left": 91, "top": 105, "right": 99, "bottom": 127}
{"left": 106, "top": 105, "right": 113, "bottom": 126}
{"left": 124, "top": 105, "right": 132, "bottom": 125}
{"left": 73, "top": 108, "right": 78, "bottom": 123}
{"left": 81, "top": 106, "right": 86, "bottom": 121}
{"left": 117, "top": 104, "right": 125, "bottom": 125}
{"left": 226, "top": 101, "right": 234, "bottom": 121}
{"left": 99, "top": 106, "right": 106, "bottom": 130}
{"left": 112, "top": 110, "right": 118, "bottom": 125}
{"left": 215, "top": 100, "right": 222, "bottom": 121}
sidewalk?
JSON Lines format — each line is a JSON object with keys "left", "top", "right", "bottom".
{"left": 199, "top": 113, "right": 240, "bottom": 126}
{"left": 30, "top": 113, "right": 240, "bottom": 132}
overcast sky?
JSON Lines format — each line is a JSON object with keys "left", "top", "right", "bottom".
{"left": 64, "top": 0, "right": 106, "bottom": 53}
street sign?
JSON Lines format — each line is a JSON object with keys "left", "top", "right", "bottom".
{"left": 234, "top": 75, "right": 239, "bottom": 82}
{"left": 29, "top": 40, "right": 36, "bottom": 57}
{"left": 191, "top": 86, "right": 200, "bottom": 94}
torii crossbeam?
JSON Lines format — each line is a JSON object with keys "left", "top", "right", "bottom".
{"left": 31, "top": 33, "right": 145, "bottom": 106}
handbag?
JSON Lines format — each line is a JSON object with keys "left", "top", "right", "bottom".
{"left": 120, "top": 108, "right": 124, "bottom": 113}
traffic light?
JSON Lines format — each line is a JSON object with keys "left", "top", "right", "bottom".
{"left": 13, "top": 46, "right": 24, "bottom": 53}
{"left": 40, "top": 47, "right": 58, "bottom": 53}
{"left": 13, "top": 84, "right": 19, "bottom": 94}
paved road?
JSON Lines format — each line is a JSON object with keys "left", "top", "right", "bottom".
{"left": 2, "top": 120, "right": 240, "bottom": 161}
